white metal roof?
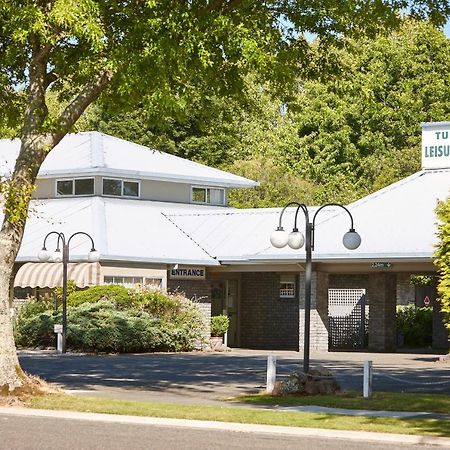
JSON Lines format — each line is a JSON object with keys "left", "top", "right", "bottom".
{"left": 6, "top": 197, "right": 220, "bottom": 266}
{"left": 167, "top": 169, "right": 450, "bottom": 263}
{"left": 0, "top": 132, "right": 258, "bottom": 188}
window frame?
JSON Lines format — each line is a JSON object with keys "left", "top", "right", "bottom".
{"left": 55, "top": 177, "right": 95, "bottom": 197}
{"left": 102, "top": 177, "right": 140, "bottom": 198}
{"left": 191, "top": 186, "right": 225, "bottom": 206}
{"left": 279, "top": 275, "right": 296, "bottom": 299}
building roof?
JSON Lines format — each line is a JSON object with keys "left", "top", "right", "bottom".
{"left": 166, "top": 168, "right": 450, "bottom": 264}
{"left": 10, "top": 197, "right": 220, "bottom": 266}
{"left": 4, "top": 168, "right": 449, "bottom": 267}
{"left": 0, "top": 132, "right": 258, "bottom": 188}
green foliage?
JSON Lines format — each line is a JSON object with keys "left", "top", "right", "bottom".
{"left": 396, "top": 304, "right": 433, "bottom": 347}
{"left": 67, "top": 284, "right": 130, "bottom": 307}
{"left": 14, "top": 299, "right": 57, "bottom": 348}
{"left": 14, "top": 287, "right": 207, "bottom": 352}
{"left": 435, "top": 196, "right": 450, "bottom": 333}
{"left": 410, "top": 275, "right": 433, "bottom": 286}
{"left": 211, "top": 315, "right": 229, "bottom": 337}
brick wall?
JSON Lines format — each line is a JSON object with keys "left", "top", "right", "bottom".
{"left": 240, "top": 272, "right": 299, "bottom": 350}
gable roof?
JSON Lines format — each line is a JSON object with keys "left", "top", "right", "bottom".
{"left": 0, "top": 132, "right": 258, "bottom": 188}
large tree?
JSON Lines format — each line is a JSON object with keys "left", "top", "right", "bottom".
{"left": 0, "top": 1, "right": 449, "bottom": 392}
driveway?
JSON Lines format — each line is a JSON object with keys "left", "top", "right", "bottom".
{"left": 18, "top": 349, "right": 450, "bottom": 405}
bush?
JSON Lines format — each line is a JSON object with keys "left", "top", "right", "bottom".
{"left": 211, "top": 315, "right": 229, "bottom": 337}
{"left": 396, "top": 304, "right": 433, "bottom": 347}
{"left": 67, "top": 285, "right": 131, "bottom": 307}
{"left": 14, "top": 288, "right": 208, "bottom": 353}
{"left": 14, "top": 299, "right": 58, "bottom": 348}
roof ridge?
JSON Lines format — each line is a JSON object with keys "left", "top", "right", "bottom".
{"left": 161, "top": 212, "right": 217, "bottom": 261}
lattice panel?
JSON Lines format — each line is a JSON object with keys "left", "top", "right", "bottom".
{"left": 328, "top": 288, "right": 368, "bottom": 350}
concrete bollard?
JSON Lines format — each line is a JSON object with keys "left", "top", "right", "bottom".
{"left": 266, "top": 355, "right": 277, "bottom": 394}
{"left": 363, "top": 360, "right": 373, "bottom": 399}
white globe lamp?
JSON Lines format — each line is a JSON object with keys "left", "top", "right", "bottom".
{"left": 343, "top": 229, "right": 361, "bottom": 250}
{"left": 270, "top": 227, "right": 289, "bottom": 248}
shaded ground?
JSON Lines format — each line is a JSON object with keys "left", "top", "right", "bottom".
{"left": 18, "top": 349, "right": 450, "bottom": 405}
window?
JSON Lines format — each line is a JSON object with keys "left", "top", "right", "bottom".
{"left": 191, "top": 186, "right": 225, "bottom": 205}
{"left": 56, "top": 178, "right": 94, "bottom": 196}
{"left": 104, "top": 276, "right": 162, "bottom": 289}
{"left": 280, "top": 275, "right": 296, "bottom": 298}
{"left": 103, "top": 178, "right": 139, "bottom": 197}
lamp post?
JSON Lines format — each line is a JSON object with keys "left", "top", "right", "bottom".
{"left": 270, "top": 202, "right": 361, "bottom": 374}
{"left": 38, "top": 231, "right": 100, "bottom": 353}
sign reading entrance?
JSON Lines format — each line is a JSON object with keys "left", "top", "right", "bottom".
{"left": 170, "top": 266, "right": 206, "bottom": 280}
{"left": 421, "top": 122, "right": 450, "bottom": 169}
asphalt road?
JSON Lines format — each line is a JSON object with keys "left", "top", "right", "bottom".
{"left": 18, "top": 350, "right": 450, "bottom": 404}
{"left": 0, "top": 414, "right": 438, "bottom": 450}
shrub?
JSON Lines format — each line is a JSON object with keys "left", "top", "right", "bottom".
{"left": 14, "top": 299, "right": 58, "bottom": 348}
{"left": 67, "top": 284, "right": 131, "bottom": 307}
{"left": 211, "top": 315, "right": 229, "bottom": 337}
{"left": 14, "top": 289, "right": 208, "bottom": 353}
{"left": 396, "top": 304, "right": 433, "bottom": 347}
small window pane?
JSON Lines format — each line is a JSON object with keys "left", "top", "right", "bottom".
{"left": 57, "top": 180, "right": 73, "bottom": 196}
{"left": 210, "top": 188, "right": 224, "bottom": 205}
{"left": 123, "top": 181, "right": 139, "bottom": 197}
{"left": 75, "top": 178, "right": 94, "bottom": 195}
{"left": 192, "top": 187, "right": 207, "bottom": 203}
{"left": 103, "top": 178, "right": 122, "bottom": 196}
{"left": 280, "top": 282, "right": 295, "bottom": 298}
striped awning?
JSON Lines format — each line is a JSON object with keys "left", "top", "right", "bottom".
{"left": 14, "top": 262, "right": 101, "bottom": 288}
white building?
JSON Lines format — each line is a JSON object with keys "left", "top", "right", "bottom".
{"left": 1, "top": 123, "right": 449, "bottom": 351}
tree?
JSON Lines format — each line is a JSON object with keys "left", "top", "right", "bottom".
{"left": 1, "top": 1, "right": 449, "bottom": 393}
{"left": 435, "top": 196, "right": 450, "bottom": 341}
{"left": 286, "top": 19, "right": 450, "bottom": 203}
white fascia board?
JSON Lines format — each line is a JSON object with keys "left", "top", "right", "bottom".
{"left": 37, "top": 167, "right": 259, "bottom": 188}
{"left": 16, "top": 254, "right": 221, "bottom": 266}
{"left": 421, "top": 121, "right": 450, "bottom": 128}
{"left": 218, "top": 252, "right": 432, "bottom": 264}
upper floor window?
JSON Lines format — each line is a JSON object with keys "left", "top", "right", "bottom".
{"left": 56, "top": 178, "right": 94, "bottom": 196}
{"left": 191, "top": 186, "right": 225, "bottom": 205}
{"left": 103, "top": 178, "right": 139, "bottom": 197}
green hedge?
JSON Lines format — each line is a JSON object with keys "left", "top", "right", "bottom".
{"left": 396, "top": 304, "right": 433, "bottom": 347}
{"left": 15, "top": 287, "right": 207, "bottom": 353}
{"left": 67, "top": 285, "right": 130, "bottom": 307}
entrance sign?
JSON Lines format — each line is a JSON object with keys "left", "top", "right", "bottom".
{"left": 421, "top": 122, "right": 450, "bottom": 169}
{"left": 170, "top": 266, "right": 206, "bottom": 280}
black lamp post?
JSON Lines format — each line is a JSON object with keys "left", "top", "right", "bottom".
{"left": 38, "top": 231, "right": 100, "bottom": 353}
{"left": 270, "top": 202, "right": 361, "bottom": 374}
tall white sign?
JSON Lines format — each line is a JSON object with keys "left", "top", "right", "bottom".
{"left": 421, "top": 122, "right": 450, "bottom": 169}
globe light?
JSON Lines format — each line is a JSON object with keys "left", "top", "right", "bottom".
{"left": 288, "top": 230, "right": 305, "bottom": 249}
{"left": 343, "top": 229, "right": 361, "bottom": 250}
{"left": 270, "top": 227, "right": 289, "bottom": 248}
{"left": 38, "top": 248, "right": 50, "bottom": 261}
{"left": 51, "top": 249, "right": 63, "bottom": 262}
{"left": 88, "top": 250, "right": 100, "bottom": 262}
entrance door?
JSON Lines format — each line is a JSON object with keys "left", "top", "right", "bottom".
{"left": 225, "top": 280, "right": 239, "bottom": 347}
{"left": 211, "top": 280, "right": 239, "bottom": 347}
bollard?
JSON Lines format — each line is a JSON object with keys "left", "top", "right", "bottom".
{"left": 266, "top": 355, "right": 277, "bottom": 394}
{"left": 54, "top": 324, "right": 63, "bottom": 354}
{"left": 363, "top": 360, "right": 373, "bottom": 399}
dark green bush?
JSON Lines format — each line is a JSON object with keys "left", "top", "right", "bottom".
{"left": 14, "top": 289, "right": 207, "bottom": 353}
{"left": 396, "top": 304, "right": 433, "bottom": 347}
{"left": 14, "top": 299, "right": 58, "bottom": 348}
{"left": 211, "top": 315, "right": 229, "bottom": 336}
{"left": 67, "top": 284, "right": 131, "bottom": 307}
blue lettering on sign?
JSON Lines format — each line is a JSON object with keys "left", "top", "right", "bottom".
{"left": 424, "top": 145, "right": 450, "bottom": 157}
{"left": 435, "top": 131, "right": 449, "bottom": 139}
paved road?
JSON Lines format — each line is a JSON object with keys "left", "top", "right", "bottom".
{"left": 0, "top": 413, "right": 440, "bottom": 450}
{"left": 18, "top": 349, "right": 450, "bottom": 404}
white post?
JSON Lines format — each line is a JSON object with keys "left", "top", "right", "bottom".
{"left": 266, "top": 355, "right": 277, "bottom": 394}
{"left": 363, "top": 360, "right": 373, "bottom": 399}
{"left": 56, "top": 332, "right": 63, "bottom": 354}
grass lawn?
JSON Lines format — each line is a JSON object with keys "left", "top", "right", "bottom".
{"left": 26, "top": 394, "right": 450, "bottom": 437}
{"left": 236, "top": 391, "right": 450, "bottom": 414}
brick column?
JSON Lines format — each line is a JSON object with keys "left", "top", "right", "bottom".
{"left": 367, "top": 273, "right": 397, "bottom": 351}
{"left": 299, "top": 271, "right": 329, "bottom": 351}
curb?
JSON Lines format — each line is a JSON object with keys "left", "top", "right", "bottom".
{"left": 0, "top": 407, "right": 449, "bottom": 447}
